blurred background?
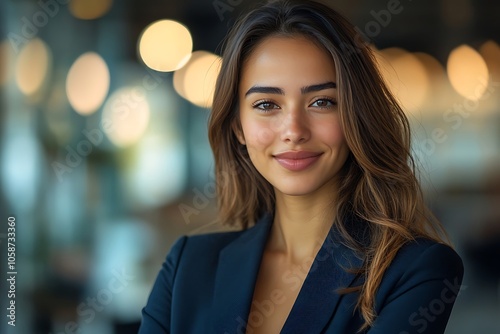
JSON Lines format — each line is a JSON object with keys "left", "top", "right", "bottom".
{"left": 0, "top": 0, "right": 499, "bottom": 333}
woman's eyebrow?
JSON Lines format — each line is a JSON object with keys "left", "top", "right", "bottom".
{"left": 245, "top": 81, "right": 336, "bottom": 97}
{"left": 301, "top": 81, "right": 336, "bottom": 94}
{"left": 245, "top": 86, "right": 283, "bottom": 96}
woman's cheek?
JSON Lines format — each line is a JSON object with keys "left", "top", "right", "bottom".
{"left": 244, "top": 120, "right": 276, "bottom": 147}
{"left": 319, "top": 119, "right": 345, "bottom": 144}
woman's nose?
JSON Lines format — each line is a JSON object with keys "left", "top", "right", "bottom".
{"left": 279, "top": 111, "right": 311, "bottom": 144}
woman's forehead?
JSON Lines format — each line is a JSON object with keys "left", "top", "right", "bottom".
{"left": 239, "top": 36, "right": 337, "bottom": 93}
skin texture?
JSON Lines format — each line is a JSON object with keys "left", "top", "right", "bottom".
{"left": 235, "top": 35, "right": 350, "bottom": 333}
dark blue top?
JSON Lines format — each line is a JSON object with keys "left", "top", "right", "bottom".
{"left": 139, "top": 213, "right": 464, "bottom": 333}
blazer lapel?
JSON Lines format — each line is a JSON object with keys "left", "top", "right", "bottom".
{"left": 280, "top": 224, "right": 364, "bottom": 334}
{"left": 210, "top": 213, "right": 365, "bottom": 334}
{"left": 211, "top": 212, "right": 274, "bottom": 334}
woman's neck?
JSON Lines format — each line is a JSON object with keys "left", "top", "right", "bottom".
{"left": 267, "top": 189, "right": 337, "bottom": 264}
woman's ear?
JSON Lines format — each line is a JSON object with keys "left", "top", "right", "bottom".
{"left": 231, "top": 119, "right": 246, "bottom": 145}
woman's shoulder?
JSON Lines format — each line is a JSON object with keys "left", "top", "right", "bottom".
{"left": 165, "top": 223, "right": 260, "bottom": 262}
{"left": 174, "top": 216, "right": 271, "bottom": 254}
{"left": 378, "top": 237, "right": 464, "bottom": 299}
{"left": 184, "top": 228, "right": 246, "bottom": 251}
{"left": 368, "top": 236, "right": 466, "bottom": 329}
{"left": 166, "top": 229, "right": 240, "bottom": 256}
{"left": 393, "top": 237, "right": 463, "bottom": 274}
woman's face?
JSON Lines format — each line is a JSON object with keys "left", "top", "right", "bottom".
{"left": 236, "top": 35, "right": 350, "bottom": 198}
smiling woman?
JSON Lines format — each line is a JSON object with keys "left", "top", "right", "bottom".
{"left": 235, "top": 35, "right": 349, "bottom": 201}
{"left": 139, "top": 1, "right": 464, "bottom": 333}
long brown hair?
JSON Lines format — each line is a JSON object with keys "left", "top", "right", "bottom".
{"left": 208, "top": 0, "right": 448, "bottom": 329}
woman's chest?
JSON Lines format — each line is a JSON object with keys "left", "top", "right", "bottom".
{"left": 246, "top": 254, "right": 313, "bottom": 333}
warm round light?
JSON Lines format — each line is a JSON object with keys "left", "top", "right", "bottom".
{"left": 173, "top": 51, "right": 221, "bottom": 108}
{"left": 447, "top": 44, "right": 489, "bottom": 101}
{"left": 15, "top": 38, "right": 51, "bottom": 96}
{"left": 66, "top": 52, "right": 110, "bottom": 115}
{"left": 102, "top": 87, "right": 150, "bottom": 147}
{"left": 480, "top": 40, "right": 500, "bottom": 81}
{"left": 138, "top": 20, "right": 192, "bottom": 72}
{"left": 375, "top": 48, "right": 429, "bottom": 113}
{"left": 69, "top": 0, "right": 113, "bottom": 20}
{"left": 377, "top": 47, "right": 408, "bottom": 60}
{"left": 413, "top": 52, "right": 450, "bottom": 111}
{"left": 413, "top": 53, "right": 446, "bottom": 80}
{"left": 374, "top": 48, "right": 410, "bottom": 91}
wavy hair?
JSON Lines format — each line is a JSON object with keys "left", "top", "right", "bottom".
{"left": 208, "top": 0, "right": 448, "bottom": 330}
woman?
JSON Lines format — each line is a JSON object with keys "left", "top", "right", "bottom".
{"left": 139, "top": 1, "right": 464, "bottom": 333}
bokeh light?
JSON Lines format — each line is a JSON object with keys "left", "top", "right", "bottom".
{"left": 126, "top": 136, "right": 187, "bottom": 209}
{"left": 375, "top": 48, "right": 410, "bottom": 92}
{"left": 447, "top": 44, "right": 489, "bottom": 101}
{"left": 102, "top": 87, "right": 151, "bottom": 147}
{"left": 413, "top": 52, "right": 450, "bottom": 111}
{"left": 375, "top": 48, "right": 430, "bottom": 113}
{"left": 66, "top": 52, "right": 110, "bottom": 115}
{"left": 15, "top": 38, "right": 51, "bottom": 96}
{"left": 479, "top": 40, "right": 500, "bottom": 81}
{"left": 138, "top": 20, "right": 193, "bottom": 72}
{"left": 173, "top": 51, "right": 221, "bottom": 108}
{"left": 69, "top": 0, "right": 113, "bottom": 20}
{"left": 1, "top": 130, "right": 44, "bottom": 213}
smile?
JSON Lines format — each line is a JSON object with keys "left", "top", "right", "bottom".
{"left": 273, "top": 151, "right": 323, "bottom": 171}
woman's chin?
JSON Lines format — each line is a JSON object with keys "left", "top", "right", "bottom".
{"left": 273, "top": 183, "right": 321, "bottom": 197}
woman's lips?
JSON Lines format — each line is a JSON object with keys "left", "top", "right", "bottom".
{"left": 273, "top": 151, "right": 323, "bottom": 171}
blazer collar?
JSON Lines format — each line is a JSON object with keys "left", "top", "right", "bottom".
{"left": 211, "top": 212, "right": 364, "bottom": 334}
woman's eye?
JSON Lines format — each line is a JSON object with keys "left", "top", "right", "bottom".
{"left": 254, "top": 101, "right": 279, "bottom": 110}
{"left": 311, "top": 99, "right": 336, "bottom": 108}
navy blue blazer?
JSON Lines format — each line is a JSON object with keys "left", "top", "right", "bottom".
{"left": 139, "top": 213, "right": 464, "bottom": 333}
